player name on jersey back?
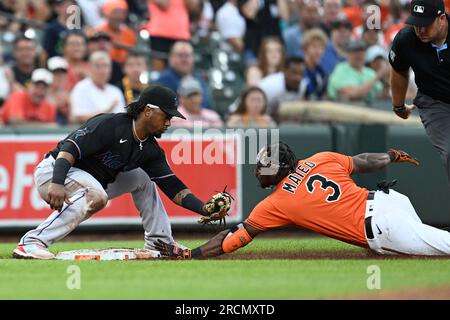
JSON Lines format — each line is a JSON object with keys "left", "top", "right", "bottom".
{"left": 282, "top": 161, "right": 316, "bottom": 194}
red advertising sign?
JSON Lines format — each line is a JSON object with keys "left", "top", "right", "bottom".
{"left": 0, "top": 134, "right": 241, "bottom": 227}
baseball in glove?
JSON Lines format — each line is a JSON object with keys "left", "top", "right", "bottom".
{"left": 387, "top": 148, "right": 419, "bottom": 165}
{"left": 198, "top": 186, "right": 233, "bottom": 225}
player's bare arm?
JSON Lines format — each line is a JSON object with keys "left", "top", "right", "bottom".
{"left": 352, "top": 148, "right": 419, "bottom": 174}
{"left": 155, "top": 222, "right": 262, "bottom": 259}
{"left": 47, "top": 151, "right": 75, "bottom": 212}
{"left": 390, "top": 68, "right": 416, "bottom": 119}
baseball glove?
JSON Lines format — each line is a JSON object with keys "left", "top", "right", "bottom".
{"left": 198, "top": 187, "right": 233, "bottom": 225}
{"left": 387, "top": 148, "right": 419, "bottom": 165}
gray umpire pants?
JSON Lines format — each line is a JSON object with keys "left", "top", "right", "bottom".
{"left": 19, "top": 155, "right": 174, "bottom": 250}
{"left": 414, "top": 91, "right": 450, "bottom": 184}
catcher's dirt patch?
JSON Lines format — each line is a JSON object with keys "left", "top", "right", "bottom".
{"left": 340, "top": 285, "right": 450, "bottom": 300}
{"left": 214, "top": 250, "right": 450, "bottom": 260}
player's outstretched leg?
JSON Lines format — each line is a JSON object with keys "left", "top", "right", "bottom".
{"left": 368, "top": 190, "right": 450, "bottom": 256}
{"left": 105, "top": 168, "right": 176, "bottom": 251}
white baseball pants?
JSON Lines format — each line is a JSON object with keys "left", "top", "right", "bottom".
{"left": 19, "top": 155, "right": 174, "bottom": 250}
{"left": 365, "top": 190, "right": 450, "bottom": 256}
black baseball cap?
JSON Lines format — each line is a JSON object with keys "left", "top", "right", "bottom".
{"left": 406, "top": 0, "right": 445, "bottom": 27}
{"left": 130, "top": 85, "right": 186, "bottom": 119}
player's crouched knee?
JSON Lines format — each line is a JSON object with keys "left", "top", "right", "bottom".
{"left": 85, "top": 189, "right": 108, "bottom": 214}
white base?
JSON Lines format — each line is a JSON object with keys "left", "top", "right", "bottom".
{"left": 55, "top": 248, "right": 161, "bottom": 260}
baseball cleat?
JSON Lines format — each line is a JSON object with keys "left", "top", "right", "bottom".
{"left": 13, "top": 244, "right": 55, "bottom": 260}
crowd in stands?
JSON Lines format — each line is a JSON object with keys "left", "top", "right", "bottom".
{"left": 0, "top": 0, "right": 446, "bottom": 128}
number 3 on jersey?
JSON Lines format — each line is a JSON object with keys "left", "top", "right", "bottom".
{"left": 306, "top": 174, "right": 341, "bottom": 202}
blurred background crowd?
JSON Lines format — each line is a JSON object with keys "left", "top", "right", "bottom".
{"left": 0, "top": 0, "right": 449, "bottom": 128}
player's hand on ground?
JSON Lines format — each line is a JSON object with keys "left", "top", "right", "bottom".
{"left": 154, "top": 240, "right": 192, "bottom": 259}
{"left": 393, "top": 104, "right": 416, "bottom": 119}
{"left": 387, "top": 148, "right": 419, "bottom": 165}
{"left": 47, "top": 182, "right": 72, "bottom": 212}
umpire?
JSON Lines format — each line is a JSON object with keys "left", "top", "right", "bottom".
{"left": 389, "top": 0, "right": 450, "bottom": 182}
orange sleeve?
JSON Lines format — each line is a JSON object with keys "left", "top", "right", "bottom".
{"left": 246, "top": 198, "right": 290, "bottom": 231}
{"left": 311, "top": 152, "right": 354, "bottom": 175}
{"left": 330, "top": 152, "right": 354, "bottom": 174}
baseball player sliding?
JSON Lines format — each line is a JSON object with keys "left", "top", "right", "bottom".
{"left": 156, "top": 142, "right": 450, "bottom": 259}
{"left": 13, "top": 85, "right": 231, "bottom": 260}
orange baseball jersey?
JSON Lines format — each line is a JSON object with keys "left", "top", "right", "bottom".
{"left": 246, "top": 152, "right": 369, "bottom": 247}
{"left": 95, "top": 24, "right": 137, "bottom": 64}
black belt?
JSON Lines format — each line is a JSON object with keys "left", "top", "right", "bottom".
{"left": 365, "top": 191, "right": 375, "bottom": 240}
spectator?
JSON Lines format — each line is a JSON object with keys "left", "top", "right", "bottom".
{"left": 239, "top": 0, "right": 289, "bottom": 65}
{"left": 302, "top": 29, "right": 328, "bottom": 99}
{"left": 361, "top": 26, "right": 384, "bottom": 47}
{"left": 70, "top": 51, "right": 125, "bottom": 123}
{"left": 63, "top": 31, "right": 89, "bottom": 90}
{"left": 246, "top": 37, "right": 285, "bottom": 87}
{"left": 384, "top": 2, "right": 410, "bottom": 46}
{"left": 155, "top": 41, "right": 212, "bottom": 109}
{"left": 0, "top": 0, "right": 51, "bottom": 32}
{"left": 143, "top": 0, "right": 192, "bottom": 71}
{"left": 25, "top": 0, "right": 52, "bottom": 22}
{"left": 365, "top": 45, "right": 391, "bottom": 100}
{"left": 327, "top": 39, "right": 385, "bottom": 105}
{"left": 95, "top": 0, "right": 137, "bottom": 64}
{"left": 120, "top": 52, "right": 148, "bottom": 105}
{"left": 42, "top": 0, "right": 76, "bottom": 60}
{"left": 342, "top": 0, "right": 366, "bottom": 28}
{"left": 1, "top": 68, "right": 56, "bottom": 125}
{"left": 47, "top": 56, "right": 71, "bottom": 125}
{"left": 0, "top": 47, "right": 13, "bottom": 107}
{"left": 283, "top": 0, "right": 321, "bottom": 58}
{"left": 127, "top": 0, "right": 150, "bottom": 21}
{"left": 216, "top": 0, "right": 246, "bottom": 52}
{"left": 322, "top": 0, "right": 345, "bottom": 35}
{"left": 320, "top": 19, "right": 352, "bottom": 76}
{"left": 191, "top": 0, "right": 215, "bottom": 39}
{"left": 77, "top": 0, "right": 106, "bottom": 28}
{"left": 0, "top": 0, "right": 23, "bottom": 33}
{"left": 87, "top": 31, "right": 124, "bottom": 86}
{"left": 10, "top": 36, "right": 38, "bottom": 90}
{"left": 226, "top": 86, "right": 275, "bottom": 128}
{"left": 171, "top": 77, "right": 223, "bottom": 128}
{"left": 257, "top": 56, "right": 307, "bottom": 116}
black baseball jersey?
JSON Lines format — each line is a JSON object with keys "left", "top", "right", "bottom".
{"left": 49, "top": 113, "right": 173, "bottom": 188}
{"left": 389, "top": 14, "right": 450, "bottom": 103}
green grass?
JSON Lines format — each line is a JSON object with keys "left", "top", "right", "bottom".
{"left": 1, "top": 239, "right": 449, "bottom": 299}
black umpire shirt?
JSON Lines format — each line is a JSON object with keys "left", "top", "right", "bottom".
{"left": 389, "top": 14, "right": 450, "bottom": 104}
{"left": 49, "top": 113, "right": 173, "bottom": 189}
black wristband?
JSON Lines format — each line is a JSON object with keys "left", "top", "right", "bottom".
{"left": 52, "top": 158, "right": 72, "bottom": 185}
{"left": 393, "top": 104, "right": 406, "bottom": 111}
{"left": 191, "top": 247, "right": 202, "bottom": 258}
{"left": 181, "top": 193, "right": 206, "bottom": 216}
{"left": 387, "top": 150, "right": 395, "bottom": 162}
